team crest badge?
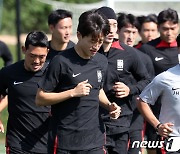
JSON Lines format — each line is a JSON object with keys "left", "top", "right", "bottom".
{"left": 117, "top": 59, "right": 123, "bottom": 71}
{"left": 97, "top": 70, "right": 102, "bottom": 82}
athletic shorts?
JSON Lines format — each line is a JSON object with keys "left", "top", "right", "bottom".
{"left": 106, "top": 132, "right": 129, "bottom": 154}
{"left": 6, "top": 146, "right": 47, "bottom": 154}
{"left": 128, "top": 130, "right": 142, "bottom": 154}
{"left": 54, "top": 147, "right": 106, "bottom": 154}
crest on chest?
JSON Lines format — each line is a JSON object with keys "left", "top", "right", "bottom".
{"left": 117, "top": 59, "right": 123, "bottom": 71}
{"left": 97, "top": 70, "right": 102, "bottom": 82}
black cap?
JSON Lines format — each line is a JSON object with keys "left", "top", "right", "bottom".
{"left": 97, "top": 6, "right": 117, "bottom": 20}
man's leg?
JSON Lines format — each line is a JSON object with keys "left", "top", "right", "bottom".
{"left": 128, "top": 130, "right": 142, "bottom": 154}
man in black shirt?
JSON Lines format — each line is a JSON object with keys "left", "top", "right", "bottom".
{"left": 47, "top": 9, "right": 75, "bottom": 62}
{"left": 0, "top": 31, "right": 50, "bottom": 154}
{"left": 139, "top": 8, "right": 179, "bottom": 154}
{"left": 117, "top": 12, "right": 155, "bottom": 154}
{"left": 97, "top": 7, "right": 151, "bottom": 154}
{"left": 135, "top": 14, "right": 158, "bottom": 49}
{"left": 36, "top": 10, "right": 121, "bottom": 154}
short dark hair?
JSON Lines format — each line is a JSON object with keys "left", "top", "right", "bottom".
{"left": 137, "top": 14, "right": 158, "bottom": 32}
{"left": 48, "top": 9, "right": 72, "bottom": 26}
{"left": 117, "top": 13, "right": 139, "bottom": 30}
{"left": 176, "top": 34, "right": 180, "bottom": 47}
{"left": 77, "top": 10, "right": 110, "bottom": 39}
{"left": 158, "top": 8, "right": 179, "bottom": 25}
{"left": 25, "top": 31, "right": 49, "bottom": 49}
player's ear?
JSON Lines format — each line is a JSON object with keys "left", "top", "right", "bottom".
{"left": 22, "top": 46, "right": 26, "bottom": 54}
{"left": 77, "top": 31, "right": 82, "bottom": 40}
{"left": 49, "top": 24, "right": 54, "bottom": 34}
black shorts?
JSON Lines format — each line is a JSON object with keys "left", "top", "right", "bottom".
{"left": 128, "top": 130, "right": 142, "bottom": 154}
{"left": 6, "top": 146, "right": 47, "bottom": 154}
{"left": 54, "top": 147, "right": 106, "bottom": 154}
{"left": 106, "top": 132, "right": 129, "bottom": 154}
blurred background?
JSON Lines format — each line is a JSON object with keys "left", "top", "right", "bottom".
{"left": 0, "top": 0, "right": 180, "bottom": 153}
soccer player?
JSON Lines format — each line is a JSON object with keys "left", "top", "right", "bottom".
{"left": 135, "top": 14, "right": 158, "bottom": 48}
{"left": 36, "top": 10, "right": 121, "bottom": 154}
{"left": 117, "top": 12, "right": 154, "bottom": 154}
{"left": 47, "top": 9, "right": 75, "bottom": 62}
{"left": 117, "top": 13, "right": 139, "bottom": 47}
{"left": 97, "top": 7, "right": 151, "bottom": 154}
{"left": 137, "top": 34, "right": 180, "bottom": 154}
{"left": 139, "top": 8, "right": 179, "bottom": 154}
{"left": 0, "top": 40, "right": 13, "bottom": 67}
{"left": 0, "top": 31, "right": 50, "bottom": 154}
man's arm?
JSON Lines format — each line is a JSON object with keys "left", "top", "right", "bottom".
{"left": 36, "top": 80, "right": 92, "bottom": 106}
{"left": 0, "top": 95, "right": 8, "bottom": 112}
{"left": 137, "top": 97, "right": 173, "bottom": 138}
{"left": 0, "top": 119, "right": 4, "bottom": 133}
{"left": 0, "top": 95, "right": 7, "bottom": 133}
{"left": 99, "top": 88, "right": 121, "bottom": 119}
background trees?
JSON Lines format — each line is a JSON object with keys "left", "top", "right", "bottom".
{"left": 0, "top": 0, "right": 101, "bottom": 35}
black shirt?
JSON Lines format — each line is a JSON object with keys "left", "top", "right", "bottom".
{"left": 99, "top": 41, "right": 151, "bottom": 134}
{"left": 0, "top": 40, "right": 13, "bottom": 67}
{"left": 46, "top": 40, "right": 75, "bottom": 63}
{"left": 140, "top": 37, "right": 179, "bottom": 76}
{"left": 0, "top": 60, "right": 50, "bottom": 153}
{"left": 130, "top": 48, "right": 154, "bottom": 131}
{"left": 38, "top": 48, "right": 108, "bottom": 150}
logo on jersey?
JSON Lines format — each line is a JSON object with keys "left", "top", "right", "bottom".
{"left": 13, "top": 81, "right": 23, "bottom": 85}
{"left": 155, "top": 57, "right": 164, "bottom": 61}
{"left": 172, "top": 87, "right": 180, "bottom": 95}
{"left": 72, "top": 73, "right": 81, "bottom": 78}
{"left": 117, "top": 59, "right": 123, "bottom": 71}
{"left": 97, "top": 70, "right": 102, "bottom": 82}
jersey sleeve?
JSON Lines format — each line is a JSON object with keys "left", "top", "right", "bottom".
{"left": 139, "top": 74, "right": 164, "bottom": 105}
{"left": 0, "top": 67, "right": 8, "bottom": 96}
{"left": 38, "top": 55, "right": 62, "bottom": 92}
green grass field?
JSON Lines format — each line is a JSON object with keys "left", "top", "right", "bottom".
{"left": 0, "top": 143, "right": 5, "bottom": 153}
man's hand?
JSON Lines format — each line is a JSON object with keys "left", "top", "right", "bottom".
{"left": 0, "top": 119, "right": 4, "bottom": 133}
{"left": 113, "top": 82, "right": 130, "bottom": 98}
{"left": 109, "top": 102, "right": 121, "bottom": 119}
{"left": 72, "top": 80, "right": 92, "bottom": 97}
{"left": 157, "top": 123, "right": 174, "bottom": 138}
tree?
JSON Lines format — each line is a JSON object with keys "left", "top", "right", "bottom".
{"left": 1, "top": 0, "right": 52, "bottom": 34}
{"left": 55, "top": 0, "right": 101, "bottom": 3}
{"left": 0, "top": 0, "right": 102, "bottom": 35}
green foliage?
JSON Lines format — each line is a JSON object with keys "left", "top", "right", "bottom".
{"left": 1, "top": 1, "right": 15, "bottom": 34}
{"left": 20, "top": 0, "right": 52, "bottom": 33}
{"left": 55, "top": 0, "right": 101, "bottom": 3}
{"left": 0, "top": 0, "right": 102, "bottom": 35}
{"left": 1, "top": 0, "right": 52, "bottom": 34}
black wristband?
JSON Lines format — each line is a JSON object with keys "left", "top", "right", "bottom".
{"left": 156, "top": 123, "right": 162, "bottom": 132}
